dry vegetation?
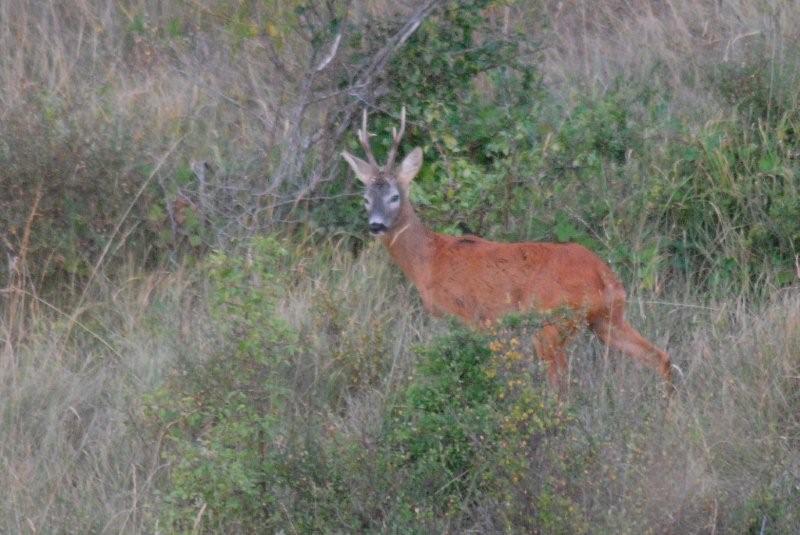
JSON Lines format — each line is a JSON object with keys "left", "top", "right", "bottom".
{"left": 1, "top": 0, "right": 799, "bottom": 533}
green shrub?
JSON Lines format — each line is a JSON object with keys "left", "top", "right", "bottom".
{"left": 377, "top": 324, "right": 572, "bottom": 530}
{"left": 653, "top": 113, "right": 800, "bottom": 291}
{"left": 318, "top": 0, "right": 545, "bottom": 238}
{"left": 146, "top": 236, "right": 301, "bottom": 532}
{"left": 147, "top": 279, "right": 577, "bottom": 532}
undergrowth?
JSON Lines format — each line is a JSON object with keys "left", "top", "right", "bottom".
{"left": 2, "top": 0, "right": 800, "bottom": 533}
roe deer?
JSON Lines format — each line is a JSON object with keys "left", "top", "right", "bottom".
{"left": 341, "top": 108, "right": 673, "bottom": 393}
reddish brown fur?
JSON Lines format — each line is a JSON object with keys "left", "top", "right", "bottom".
{"left": 381, "top": 198, "right": 673, "bottom": 393}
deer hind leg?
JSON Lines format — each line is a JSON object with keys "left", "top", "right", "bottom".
{"left": 591, "top": 315, "right": 673, "bottom": 387}
{"left": 532, "top": 324, "right": 574, "bottom": 395}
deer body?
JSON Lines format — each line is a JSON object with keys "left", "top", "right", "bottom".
{"left": 343, "top": 109, "right": 672, "bottom": 392}
{"left": 383, "top": 209, "right": 615, "bottom": 325}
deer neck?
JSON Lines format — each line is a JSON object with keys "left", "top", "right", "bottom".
{"left": 380, "top": 200, "right": 434, "bottom": 287}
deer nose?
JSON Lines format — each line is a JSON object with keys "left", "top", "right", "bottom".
{"left": 369, "top": 222, "right": 388, "bottom": 234}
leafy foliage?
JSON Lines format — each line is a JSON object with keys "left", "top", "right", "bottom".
{"left": 146, "top": 237, "right": 299, "bottom": 531}
{"left": 324, "top": 1, "right": 800, "bottom": 295}
{"left": 147, "top": 271, "right": 571, "bottom": 532}
{"left": 379, "top": 326, "right": 576, "bottom": 530}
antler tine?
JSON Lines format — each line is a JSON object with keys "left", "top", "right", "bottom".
{"left": 357, "top": 108, "right": 379, "bottom": 169}
{"left": 384, "top": 106, "right": 406, "bottom": 170}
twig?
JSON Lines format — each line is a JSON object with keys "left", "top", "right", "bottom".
{"left": 289, "top": 1, "right": 443, "bottom": 210}
{"left": 191, "top": 502, "right": 207, "bottom": 535}
{"left": 315, "top": 33, "right": 341, "bottom": 72}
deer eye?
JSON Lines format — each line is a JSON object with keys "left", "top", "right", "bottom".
{"left": 389, "top": 194, "right": 400, "bottom": 203}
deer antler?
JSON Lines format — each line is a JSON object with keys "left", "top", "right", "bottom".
{"left": 357, "top": 108, "right": 380, "bottom": 169}
{"left": 384, "top": 106, "right": 406, "bottom": 170}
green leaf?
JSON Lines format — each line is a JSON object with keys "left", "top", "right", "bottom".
{"left": 147, "top": 203, "right": 165, "bottom": 223}
{"left": 441, "top": 133, "right": 459, "bottom": 151}
{"left": 554, "top": 213, "right": 579, "bottom": 243}
{"left": 758, "top": 153, "right": 778, "bottom": 173}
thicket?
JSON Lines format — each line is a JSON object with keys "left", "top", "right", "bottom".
{"left": 324, "top": 1, "right": 800, "bottom": 295}
{"left": 146, "top": 239, "right": 575, "bottom": 531}
{"left": 144, "top": 237, "right": 798, "bottom": 533}
{"left": 2, "top": 0, "right": 799, "bottom": 295}
{"left": 2, "top": 0, "right": 800, "bottom": 533}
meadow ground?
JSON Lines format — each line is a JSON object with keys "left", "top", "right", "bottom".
{"left": 1, "top": 1, "right": 799, "bottom": 532}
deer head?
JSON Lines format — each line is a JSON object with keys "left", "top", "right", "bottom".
{"left": 341, "top": 107, "right": 423, "bottom": 235}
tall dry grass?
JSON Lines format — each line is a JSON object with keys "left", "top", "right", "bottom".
{"left": 1, "top": 235, "right": 798, "bottom": 531}
{"left": 563, "top": 287, "right": 800, "bottom": 531}
{"left": 0, "top": 0, "right": 420, "bottom": 283}
{"left": 1, "top": 0, "right": 799, "bottom": 531}
{"left": 0, "top": 238, "right": 431, "bottom": 532}
{"left": 0, "top": 266, "right": 187, "bottom": 532}
{"left": 538, "top": 0, "right": 800, "bottom": 110}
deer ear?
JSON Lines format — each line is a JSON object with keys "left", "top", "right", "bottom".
{"left": 397, "top": 147, "right": 423, "bottom": 188}
{"left": 341, "top": 151, "right": 376, "bottom": 185}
